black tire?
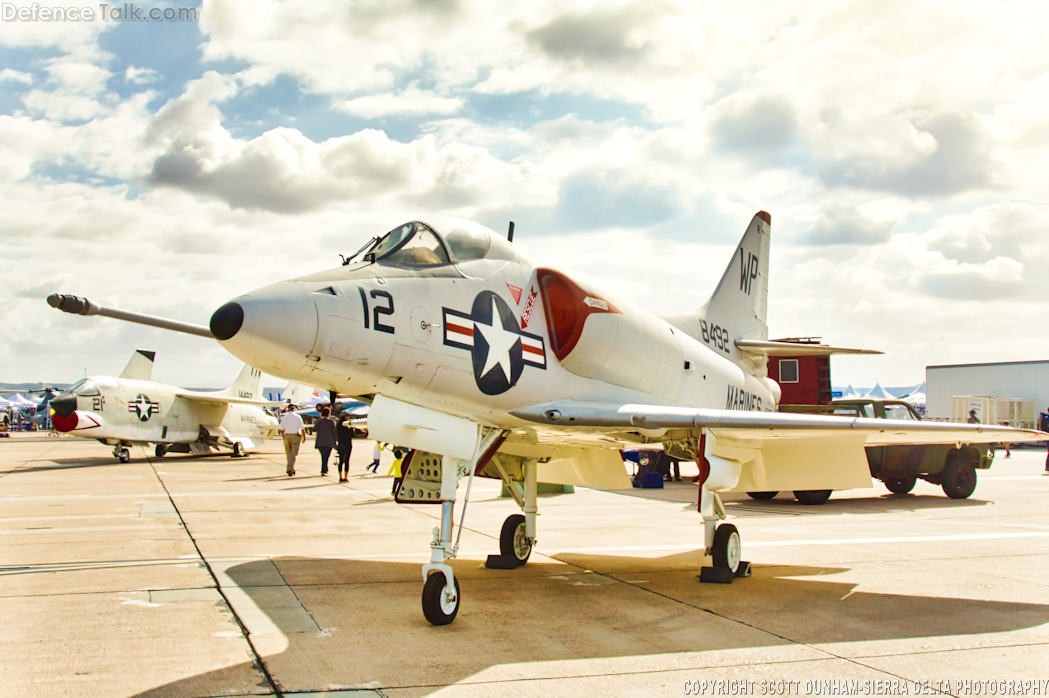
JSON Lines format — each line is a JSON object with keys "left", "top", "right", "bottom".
{"left": 232, "top": 442, "right": 244, "bottom": 458}
{"left": 884, "top": 477, "right": 916, "bottom": 494}
{"left": 941, "top": 460, "right": 977, "bottom": 499}
{"left": 746, "top": 491, "right": 778, "bottom": 500}
{"left": 155, "top": 444, "right": 167, "bottom": 458}
{"left": 421, "top": 571, "right": 460, "bottom": 626}
{"left": 793, "top": 489, "right": 832, "bottom": 505}
{"left": 499, "top": 514, "right": 532, "bottom": 566}
{"left": 712, "top": 523, "right": 741, "bottom": 573}
{"left": 118, "top": 448, "right": 130, "bottom": 463}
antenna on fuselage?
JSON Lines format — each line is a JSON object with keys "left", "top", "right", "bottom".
{"left": 507, "top": 221, "right": 515, "bottom": 243}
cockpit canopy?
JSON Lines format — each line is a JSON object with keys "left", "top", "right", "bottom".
{"left": 352, "top": 219, "right": 522, "bottom": 270}
{"left": 66, "top": 377, "right": 116, "bottom": 396}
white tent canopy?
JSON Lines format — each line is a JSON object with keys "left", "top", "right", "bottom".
{"left": 901, "top": 382, "right": 926, "bottom": 407}
{"left": 864, "top": 383, "right": 893, "bottom": 399}
{"left": 5, "top": 393, "right": 35, "bottom": 408}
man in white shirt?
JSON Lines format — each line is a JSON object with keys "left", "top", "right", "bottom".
{"left": 278, "top": 405, "right": 306, "bottom": 476}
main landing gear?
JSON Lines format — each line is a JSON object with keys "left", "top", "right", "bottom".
{"left": 695, "top": 440, "right": 751, "bottom": 584}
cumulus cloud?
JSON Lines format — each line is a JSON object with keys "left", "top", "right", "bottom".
{"left": 816, "top": 113, "right": 996, "bottom": 196}
{"left": 917, "top": 257, "right": 1025, "bottom": 300}
{"left": 797, "top": 203, "right": 894, "bottom": 246}
{"left": 334, "top": 85, "right": 463, "bottom": 118}
{"left": 709, "top": 93, "right": 800, "bottom": 156}
{"left": 0, "top": 69, "right": 33, "bottom": 85}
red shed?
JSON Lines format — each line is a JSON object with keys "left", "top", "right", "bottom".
{"left": 766, "top": 337, "right": 832, "bottom": 405}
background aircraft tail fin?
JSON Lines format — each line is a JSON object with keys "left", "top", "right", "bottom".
{"left": 119, "top": 349, "right": 155, "bottom": 381}
{"left": 220, "top": 365, "right": 264, "bottom": 400}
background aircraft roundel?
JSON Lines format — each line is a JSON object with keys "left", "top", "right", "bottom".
{"left": 442, "top": 290, "right": 547, "bottom": 395}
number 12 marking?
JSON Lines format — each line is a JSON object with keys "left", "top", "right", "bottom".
{"left": 359, "top": 288, "right": 395, "bottom": 334}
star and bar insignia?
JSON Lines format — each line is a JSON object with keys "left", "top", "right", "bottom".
{"left": 128, "top": 394, "right": 159, "bottom": 422}
{"left": 443, "top": 290, "right": 546, "bottom": 395}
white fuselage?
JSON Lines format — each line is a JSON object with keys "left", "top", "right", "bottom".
{"left": 216, "top": 259, "right": 776, "bottom": 437}
{"left": 53, "top": 375, "right": 278, "bottom": 447}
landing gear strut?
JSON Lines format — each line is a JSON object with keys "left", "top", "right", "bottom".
{"left": 696, "top": 435, "right": 751, "bottom": 584}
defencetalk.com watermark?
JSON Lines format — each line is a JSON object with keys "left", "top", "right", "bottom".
{"left": 2, "top": 3, "right": 198, "bottom": 22}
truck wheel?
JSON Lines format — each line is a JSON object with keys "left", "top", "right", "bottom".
{"left": 793, "top": 489, "right": 832, "bottom": 505}
{"left": 941, "top": 460, "right": 977, "bottom": 499}
{"left": 884, "top": 477, "right": 916, "bottom": 494}
{"left": 746, "top": 491, "right": 778, "bottom": 500}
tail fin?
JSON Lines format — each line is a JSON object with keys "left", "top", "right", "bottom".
{"left": 120, "top": 350, "right": 156, "bottom": 380}
{"left": 219, "top": 365, "right": 264, "bottom": 400}
{"left": 659, "top": 212, "right": 771, "bottom": 367}
{"left": 704, "top": 211, "right": 771, "bottom": 345}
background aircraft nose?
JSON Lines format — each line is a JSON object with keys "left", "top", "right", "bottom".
{"left": 210, "top": 302, "right": 244, "bottom": 340}
{"left": 50, "top": 393, "right": 76, "bottom": 418}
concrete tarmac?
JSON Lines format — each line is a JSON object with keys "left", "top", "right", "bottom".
{"left": 2, "top": 433, "right": 1049, "bottom": 697}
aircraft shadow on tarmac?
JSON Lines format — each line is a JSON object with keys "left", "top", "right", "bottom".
{"left": 133, "top": 553, "right": 1049, "bottom": 696}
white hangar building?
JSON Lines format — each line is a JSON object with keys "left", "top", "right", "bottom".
{"left": 925, "top": 360, "right": 1049, "bottom": 426}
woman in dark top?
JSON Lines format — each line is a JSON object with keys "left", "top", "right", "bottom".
{"left": 313, "top": 406, "right": 337, "bottom": 476}
{"left": 335, "top": 409, "right": 354, "bottom": 482}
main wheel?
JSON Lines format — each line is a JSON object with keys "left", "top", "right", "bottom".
{"left": 232, "top": 442, "right": 245, "bottom": 458}
{"left": 421, "top": 571, "right": 460, "bottom": 625}
{"left": 746, "top": 491, "right": 778, "bottom": 500}
{"left": 712, "top": 523, "right": 741, "bottom": 574}
{"left": 117, "top": 447, "right": 131, "bottom": 463}
{"left": 941, "top": 460, "right": 977, "bottom": 499}
{"left": 499, "top": 514, "right": 532, "bottom": 567}
{"left": 155, "top": 444, "right": 167, "bottom": 458}
{"left": 884, "top": 477, "right": 916, "bottom": 494}
{"left": 793, "top": 489, "right": 832, "bottom": 505}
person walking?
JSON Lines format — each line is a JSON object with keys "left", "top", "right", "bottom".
{"left": 279, "top": 405, "right": 306, "bottom": 476}
{"left": 335, "top": 410, "right": 354, "bottom": 482}
{"left": 313, "top": 405, "right": 337, "bottom": 476}
{"left": 367, "top": 441, "right": 384, "bottom": 473}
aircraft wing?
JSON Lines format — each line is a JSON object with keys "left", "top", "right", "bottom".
{"left": 174, "top": 391, "right": 281, "bottom": 407}
{"left": 511, "top": 401, "right": 1049, "bottom": 492}
{"left": 510, "top": 400, "right": 1048, "bottom": 445}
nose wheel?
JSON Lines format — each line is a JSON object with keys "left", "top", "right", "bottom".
{"left": 113, "top": 446, "right": 130, "bottom": 463}
{"left": 421, "top": 570, "right": 460, "bottom": 625}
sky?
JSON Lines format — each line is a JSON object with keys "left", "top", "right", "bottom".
{"left": 1, "top": 0, "right": 1047, "bottom": 391}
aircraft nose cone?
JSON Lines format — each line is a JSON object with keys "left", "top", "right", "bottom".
{"left": 210, "top": 302, "right": 244, "bottom": 341}
{"left": 50, "top": 393, "right": 76, "bottom": 418}
{"left": 212, "top": 282, "right": 318, "bottom": 375}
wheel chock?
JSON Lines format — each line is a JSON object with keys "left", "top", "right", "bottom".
{"left": 698, "top": 566, "right": 735, "bottom": 584}
{"left": 485, "top": 554, "right": 519, "bottom": 569}
{"left": 735, "top": 560, "right": 752, "bottom": 578}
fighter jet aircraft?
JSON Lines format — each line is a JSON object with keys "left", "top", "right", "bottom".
{"left": 48, "top": 349, "right": 278, "bottom": 462}
{"left": 48, "top": 212, "right": 1048, "bottom": 625}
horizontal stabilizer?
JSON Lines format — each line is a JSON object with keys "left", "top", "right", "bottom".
{"left": 735, "top": 339, "right": 882, "bottom": 356}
